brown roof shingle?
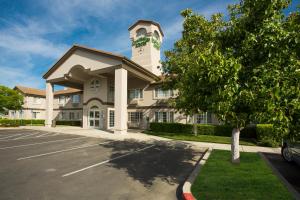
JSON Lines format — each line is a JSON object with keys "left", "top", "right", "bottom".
{"left": 14, "top": 86, "right": 82, "bottom": 97}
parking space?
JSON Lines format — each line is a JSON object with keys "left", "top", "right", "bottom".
{"left": 263, "top": 153, "right": 300, "bottom": 195}
{"left": 0, "top": 129, "right": 205, "bottom": 200}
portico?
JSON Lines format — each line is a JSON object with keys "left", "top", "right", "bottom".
{"left": 43, "top": 45, "right": 158, "bottom": 134}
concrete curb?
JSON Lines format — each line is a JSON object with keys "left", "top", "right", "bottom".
{"left": 182, "top": 148, "right": 213, "bottom": 200}
{"left": 259, "top": 152, "right": 300, "bottom": 200}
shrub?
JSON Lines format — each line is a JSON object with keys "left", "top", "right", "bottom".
{"left": 197, "top": 124, "right": 215, "bottom": 135}
{"left": 256, "top": 124, "right": 280, "bottom": 147}
{"left": 0, "top": 119, "right": 45, "bottom": 127}
{"left": 149, "top": 122, "right": 193, "bottom": 134}
{"left": 56, "top": 120, "right": 81, "bottom": 126}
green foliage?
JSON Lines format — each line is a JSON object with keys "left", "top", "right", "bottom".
{"left": 151, "top": 38, "right": 161, "bottom": 50}
{"left": 0, "top": 119, "right": 45, "bottom": 127}
{"left": 256, "top": 124, "right": 281, "bottom": 147}
{"left": 132, "top": 37, "right": 150, "bottom": 48}
{"left": 149, "top": 122, "right": 257, "bottom": 139}
{"left": 162, "top": 0, "right": 300, "bottom": 142}
{"left": 150, "top": 122, "right": 193, "bottom": 134}
{"left": 56, "top": 120, "right": 81, "bottom": 126}
{"left": 0, "top": 85, "right": 23, "bottom": 113}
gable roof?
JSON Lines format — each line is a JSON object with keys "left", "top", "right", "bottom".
{"left": 43, "top": 44, "right": 159, "bottom": 81}
{"left": 14, "top": 86, "right": 82, "bottom": 97}
{"left": 128, "top": 19, "right": 164, "bottom": 37}
{"left": 15, "top": 86, "right": 45, "bottom": 96}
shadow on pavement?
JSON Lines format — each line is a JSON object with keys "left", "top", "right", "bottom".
{"left": 102, "top": 139, "right": 203, "bottom": 189}
{"left": 263, "top": 152, "right": 300, "bottom": 194}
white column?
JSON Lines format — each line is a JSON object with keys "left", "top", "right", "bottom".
{"left": 45, "top": 82, "right": 54, "bottom": 127}
{"left": 114, "top": 68, "right": 127, "bottom": 134}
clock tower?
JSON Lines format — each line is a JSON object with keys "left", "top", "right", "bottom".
{"left": 128, "top": 20, "right": 164, "bottom": 76}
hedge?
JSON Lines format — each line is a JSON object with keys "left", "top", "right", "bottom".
{"left": 149, "top": 123, "right": 256, "bottom": 139}
{"left": 0, "top": 119, "right": 45, "bottom": 127}
{"left": 256, "top": 124, "right": 280, "bottom": 147}
{"left": 55, "top": 120, "right": 81, "bottom": 126}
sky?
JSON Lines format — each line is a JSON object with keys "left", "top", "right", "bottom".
{"left": 0, "top": 0, "right": 299, "bottom": 90}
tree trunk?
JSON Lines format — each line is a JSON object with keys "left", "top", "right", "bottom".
{"left": 193, "top": 114, "right": 198, "bottom": 136}
{"left": 231, "top": 128, "right": 240, "bottom": 164}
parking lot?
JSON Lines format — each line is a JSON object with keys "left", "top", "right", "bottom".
{"left": 0, "top": 129, "right": 205, "bottom": 200}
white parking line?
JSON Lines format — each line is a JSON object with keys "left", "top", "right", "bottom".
{"left": 0, "top": 133, "right": 64, "bottom": 142}
{"left": 0, "top": 133, "right": 23, "bottom": 140}
{"left": 35, "top": 132, "right": 52, "bottom": 138}
{"left": 0, "top": 137, "right": 86, "bottom": 150}
{"left": 13, "top": 132, "right": 40, "bottom": 140}
{"left": 62, "top": 144, "right": 155, "bottom": 177}
{"left": 17, "top": 141, "right": 110, "bottom": 160}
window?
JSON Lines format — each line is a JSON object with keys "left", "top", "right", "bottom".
{"left": 90, "top": 79, "right": 100, "bottom": 90}
{"left": 109, "top": 110, "right": 115, "bottom": 128}
{"left": 154, "top": 88, "right": 174, "bottom": 98}
{"left": 136, "top": 28, "right": 147, "bottom": 38}
{"left": 128, "top": 112, "right": 143, "bottom": 123}
{"left": 11, "top": 111, "right": 15, "bottom": 118}
{"left": 69, "top": 112, "right": 75, "bottom": 120}
{"left": 76, "top": 112, "right": 80, "bottom": 120}
{"left": 32, "top": 111, "right": 39, "bottom": 119}
{"left": 19, "top": 110, "right": 24, "bottom": 119}
{"left": 60, "top": 112, "right": 66, "bottom": 120}
{"left": 153, "top": 30, "right": 160, "bottom": 40}
{"left": 196, "top": 112, "right": 212, "bottom": 124}
{"left": 33, "top": 97, "right": 41, "bottom": 104}
{"left": 154, "top": 112, "right": 174, "bottom": 123}
{"left": 128, "top": 89, "right": 143, "bottom": 100}
{"left": 59, "top": 96, "right": 65, "bottom": 104}
{"left": 108, "top": 83, "right": 114, "bottom": 102}
{"left": 72, "top": 94, "right": 80, "bottom": 103}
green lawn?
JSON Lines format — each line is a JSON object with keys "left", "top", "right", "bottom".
{"left": 144, "top": 131, "right": 256, "bottom": 146}
{"left": 192, "top": 150, "right": 293, "bottom": 200}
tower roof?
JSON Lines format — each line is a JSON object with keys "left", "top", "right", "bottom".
{"left": 128, "top": 19, "right": 164, "bottom": 37}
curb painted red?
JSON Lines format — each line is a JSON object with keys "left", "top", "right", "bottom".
{"left": 182, "top": 192, "right": 196, "bottom": 200}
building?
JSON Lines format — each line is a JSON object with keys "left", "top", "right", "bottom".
{"left": 9, "top": 86, "right": 83, "bottom": 122}
{"left": 10, "top": 20, "right": 219, "bottom": 132}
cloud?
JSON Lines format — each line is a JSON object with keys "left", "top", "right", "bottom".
{"left": 0, "top": 65, "right": 44, "bottom": 89}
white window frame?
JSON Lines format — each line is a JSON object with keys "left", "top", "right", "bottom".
{"left": 69, "top": 112, "right": 75, "bottom": 120}
{"left": 59, "top": 95, "right": 65, "bottom": 105}
{"left": 154, "top": 111, "right": 174, "bottom": 123}
{"left": 128, "top": 112, "right": 143, "bottom": 123}
{"left": 107, "top": 108, "right": 115, "bottom": 129}
{"left": 154, "top": 88, "right": 174, "bottom": 99}
{"left": 90, "top": 79, "right": 100, "bottom": 91}
{"left": 72, "top": 94, "right": 80, "bottom": 103}
{"left": 196, "top": 112, "right": 212, "bottom": 124}
{"left": 128, "top": 88, "right": 143, "bottom": 100}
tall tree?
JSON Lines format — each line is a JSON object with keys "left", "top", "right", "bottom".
{"left": 0, "top": 85, "right": 23, "bottom": 113}
{"left": 162, "top": 0, "right": 300, "bottom": 163}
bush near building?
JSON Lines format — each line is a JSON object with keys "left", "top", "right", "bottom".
{"left": 149, "top": 122, "right": 278, "bottom": 147}
{"left": 0, "top": 119, "right": 45, "bottom": 127}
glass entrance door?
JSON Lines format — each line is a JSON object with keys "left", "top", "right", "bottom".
{"left": 89, "top": 108, "right": 104, "bottom": 129}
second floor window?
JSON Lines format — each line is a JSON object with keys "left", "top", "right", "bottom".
{"left": 128, "top": 89, "right": 143, "bottom": 100}
{"left": 154, "top": 88, "right": 174, "bottom": 98}
{"left": 59, "top": 96, "right": 65, "bottom": 104}
{"left": 90, "top": 79, "right": 100, "bottom": 90}
{"left": 72, "top": 94, "right": 80, "bottom": 103}
{"left": 33, "top": 97, "right": 41, "bottom": 104}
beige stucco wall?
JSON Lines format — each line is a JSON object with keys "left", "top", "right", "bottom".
{"left": 47, "top": 49, "right": 122, "bottom": 81}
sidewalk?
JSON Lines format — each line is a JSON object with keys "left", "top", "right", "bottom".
{"left": 21, "top": 126, "right": 280, "bottom": 153}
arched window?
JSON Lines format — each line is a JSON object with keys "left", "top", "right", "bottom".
{"left": 90, "top": 105, "right": 99, "bottom": 110}
{"left": 90, "top": 79, "right": 100, "bottom": 90}
{"left": 136, "top": 28, "right": 147, "bottom": 38}
{"left": 153, "top": 30, "right": 160, "bottom": 40}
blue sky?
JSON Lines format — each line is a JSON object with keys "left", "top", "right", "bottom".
{"left": 0, "top": 0, "right": 298, "bottom": 89}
